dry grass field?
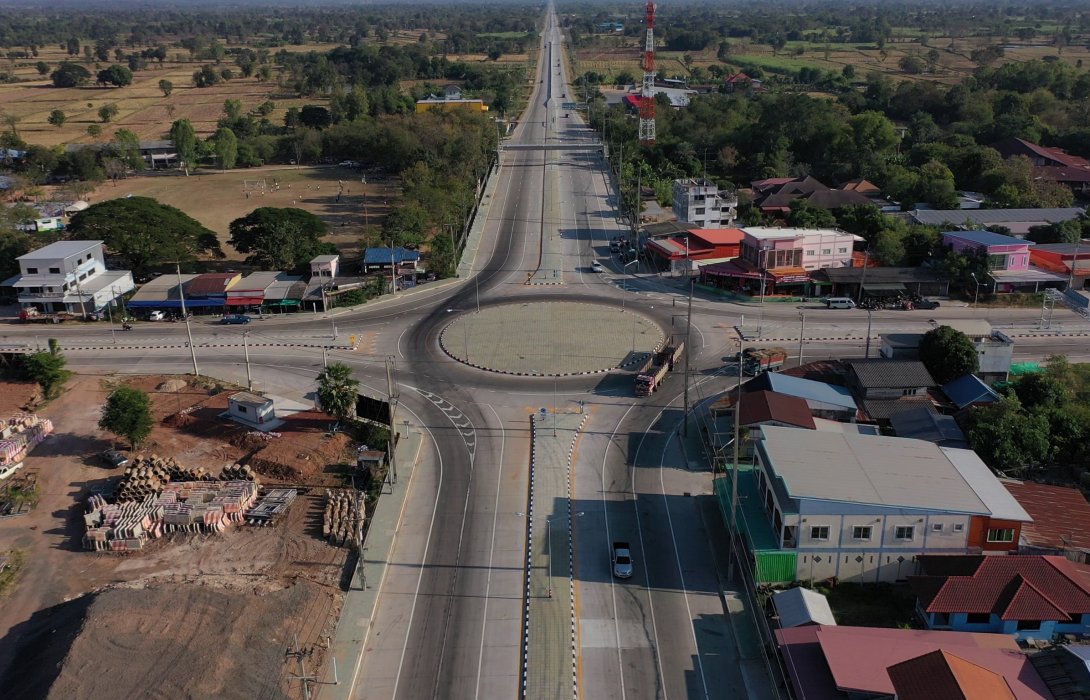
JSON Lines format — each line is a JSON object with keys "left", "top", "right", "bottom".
{"left": 73, "top": 165, "right": 398, "bottom": 259}
{"left": 576, "top": 34, "right": 1090, "bottom": 87}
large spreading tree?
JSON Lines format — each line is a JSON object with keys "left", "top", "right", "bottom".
{"left": 228, "top": 207, "right": 333, "bottom": 269}
{"left": 918, "top": 325, "right": 979, "bottom": 385}
{"left": 51, "top": 62, "right": 90, "bottom": 87}
{"left": 67, "top": 196, "right": 223, "bottom": 270}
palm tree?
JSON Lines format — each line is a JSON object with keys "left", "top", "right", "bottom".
{"left": 316, "top": 362, "right": 359, "bottom": 424}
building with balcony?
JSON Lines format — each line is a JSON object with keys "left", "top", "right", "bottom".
{"left": 716, "top": 425, "right": 1031, "bottom": 584}
{"left": 672, "top": 178, "right": 737, "bottom": 228}
{"left": 2, "top": 240, "right": 133, "bottom": 314}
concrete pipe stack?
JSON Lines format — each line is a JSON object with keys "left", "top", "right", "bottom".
{"left": 322, "top": 489, "right": 366, "bottom": 547}
{"left": 220, "top": 463, "right": 257, "bottom": 482}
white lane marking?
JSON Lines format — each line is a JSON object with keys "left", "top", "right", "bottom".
{"left": 360, "top": 398, "right": 441, "bottom": 700}
{"left": 397, "top": 325, "right": 409, "bottom": 359}
{"left": 656, "top": 430, "right": 711, "bottom": 700}
{"left": 474, "top": 403, "right": 507, "bottom": 700}
{"left": 600, "top": 402, "right": 639, "bottom": 700}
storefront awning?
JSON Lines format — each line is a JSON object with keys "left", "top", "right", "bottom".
{"left": 769, "top": 267, "right": 810, "bottom": 283}
{"left": 700, "top": 261, "right": 765, "bottom": 280}
{"left": 127, "top": 299, "right": 224, "bottom": 308}
{"left": 226, "top": 297, "right": 264, "bottom": 306}
{"left": 265, "top": 299, "right": 301, "bottom": 306}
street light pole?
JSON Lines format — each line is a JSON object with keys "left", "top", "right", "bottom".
{"left": 682, "top": 278, "right": 693, "bottom": 436}
{"left": 797, "top": 312, "right": 806, "bottom": 367}
{"left": 243, "top": 330, "right": 252, "bottom": 390}
{"left": 176, "top": 263, "right": 199, "bottom": 377}
{"left": 864, "top": 309, "right": 873, "bottom": 359}
{"left": 971, "top": 272, "right": 981, "bottom": 307}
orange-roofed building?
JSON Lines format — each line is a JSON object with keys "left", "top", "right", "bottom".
{"left": 887, "top": 649, "right": 1017, "bottom": 700}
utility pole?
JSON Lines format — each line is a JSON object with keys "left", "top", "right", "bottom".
{"left": 682, "top": 278, "right": 693, "bottom": 436}
{"left": 385, "top": 356, "right": 399, "bottom": 484}
{"left": 176, "top": 263, "right": 199, "bottom": 377}
{"left": 286, "top": 634, "right": 338, "bottom": 699}
{"left": 797, "top": 312, "right": 806, "bottom": 367}
{"left": 864, "top": 309, "right": 873, "bottom": 358}
{"left": 243, "top": 331, "right": 252, "bottom": 390}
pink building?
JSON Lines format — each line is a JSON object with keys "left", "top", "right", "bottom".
{"left": 942, "top": 230, "right": 1031, "bottom": 271}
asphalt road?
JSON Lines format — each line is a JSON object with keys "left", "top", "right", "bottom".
{"left": 12, "top": 5, "right": 1090, "bottom": 700}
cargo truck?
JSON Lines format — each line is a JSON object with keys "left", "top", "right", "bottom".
{"left": 18, "top": 308, "right": 78, "bottom": 324}
{"left": 634, "top": 341, "right": 684, "bottom": 396}
{"left": 742, "top": 347, "right": 787, "bottom": 376}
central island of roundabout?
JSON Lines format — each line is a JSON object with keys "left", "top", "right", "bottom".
{"left": 440, "top": 301, "right": 666, "bottom": 376}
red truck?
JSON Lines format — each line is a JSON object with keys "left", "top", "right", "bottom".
{"left": 635, "top": 341, "right": 685, "bottom": 397}
{"left": 742, "top": 347, "right": 788, "bottom": 376}
{"left": 19, "top": 308, "right": 78, "bottom": 324}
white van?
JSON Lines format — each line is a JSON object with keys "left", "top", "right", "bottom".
{"left": 825, "top": 297, "right": 856, "bottom": 309}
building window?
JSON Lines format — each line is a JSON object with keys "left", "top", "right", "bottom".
{"left": 953, "top": 523, "right": 965, "bottom": 532}
{"left": 838, "top": 247, "right": 848, "bottom": 253}
{"left": 810, "top": 526, "right": 830, "bottom": 541}
{"left": 806, "top": 250, "right": 815, "bottom": 256}
{"left": 986, "top": 528, "right": 1015, "bottom": 543}
{"left": 26, "top": 267, "right": 37, "bottom": 274}
{"left": 894, "top": 526, "right": 915, "bottom": 540}
{"left": 237, "top": 405, "right": 248, "bottom": 413}
{"left": 933, "top": 612, "right": 950, "bottom": 626}
{"left": 49, "top": 267, "right": 60, "bottom": 274}
{"left": 851, "top": 526, "right": 872, "bottom": 540}
{"left": 967, "top": 613, "right": 991, "bottom": 624}
{"left": 821, "top": 248, "right": 831, "bottom": 255}
{"left": 1016, "top": 619, "right": 1041, "bottom": 631}
{"left": 932, "top": 523, "right": 944, "bottom": 533}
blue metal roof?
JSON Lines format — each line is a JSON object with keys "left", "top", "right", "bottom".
{"left": 942, "top": 230, "right": 1031, "bottom": 248}
{"left": 363, "top": 247, "right": 420, "bottom": 265}
{"left": 942, "top": 374, "right": 1000, "bottom": 410}
{"left": 747, "top": 372, "right": 857, "bottom": 410}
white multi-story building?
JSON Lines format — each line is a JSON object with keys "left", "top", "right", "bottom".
{"left": 739, "top": 226, "right": 861, "bottom": 272}
{"left": 734, "top": 425, "right": 1031, "bottom": 584}
{"left": 2, "top": 240, "right": 134, "bottom": 314}
{"left": 672, "top": 178, "right": 738, "bottom": 227}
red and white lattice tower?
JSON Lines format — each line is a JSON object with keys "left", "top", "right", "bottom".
{"left": 638, "top": 1, "right": 657, "bottom": 144}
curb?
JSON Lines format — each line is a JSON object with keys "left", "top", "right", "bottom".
{"left": 566, "top": 413, "right": 588, "bottom": 700}
{"left": 520, "top": 413, "right": 538, "bottom": 700}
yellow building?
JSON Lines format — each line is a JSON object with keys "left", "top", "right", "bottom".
{"left": 415, "top": 98, "right": 489, "bottom": 114}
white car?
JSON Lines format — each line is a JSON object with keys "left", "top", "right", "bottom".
{"left": 148, "top": 310, "right": 165, "bottom": 321}
{"left": 591, "top": 261, "right": 605, "bottom": 272}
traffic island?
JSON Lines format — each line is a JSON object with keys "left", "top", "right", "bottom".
{"left": 440, "top": 301, "right": 664, "bottom": 376}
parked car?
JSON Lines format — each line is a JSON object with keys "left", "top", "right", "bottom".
{"left": 913, "top": 299, "right": 941, "bottom": 310}
{"left": 591, "top": 261, "right": 605, "bottom": 272}
{"left": 148, "top": 310, "right": 166, "bottom": 321}
{"left": 221, "top": 315, "right": 251, "bottom": 325}
{"left": 99, "top": 449, "right": 129, "bottom": 468}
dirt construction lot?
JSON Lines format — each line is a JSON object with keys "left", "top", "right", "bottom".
{"left": 76, "top": 164, "right": 399, "bottom": 258}
{"left": 0, "top": 375, "right": 352, "bottom": 700}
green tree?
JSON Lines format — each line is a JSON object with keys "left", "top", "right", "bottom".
{"left": 96, "top": 65, "right": 133, "bottom": 87}
{"left": 51, "top": 62, "right": 91, "bottom": 87}
{"left": 67, "top": 196, "right": 223, "bottom": 270}
{"left": 98, "top": 103, "right": 119, "bottom": 123}
{"left": 1012, "top": 372, "right": 1070, "bottom": 410}
{"left": 222, "top": 99, "right": 243, "bottom": 121}
{"left": 212, "top": 127, "right": 238, "bottom": 170}
{"left": 919, "top": 325, "right": 979, "bottom": 384}
{"left": 47, "top": 109, "right": 66, "bottom": 128}
{"left": 962, "top": 396, "right": 1050, "bottom": 470}
{"left": 20, "top": 348, "right": 70, "bottom": 400}
{"left": 316, "top": 362, "right": 359, "bottom": 424}
{"left": 35, "top": 61, "right": 50, "bottom": 76}
{"left": 228, "top": 207, "right": 332, "bottom": 268}
{"left": 158, "top": 79, "right": 173, "bottom": 97}
{"left": 86, "top": 124, "right": 102, "bottom": 139}
{"left": 1026, "top": 220, "right": 1083, "bottom": 244}
{"left": 112, "top": 128, "right": 145, "bottom": 171}
{"left": 169, "top": 119, "right": 199, "bottom": 175}
{"left": 785, "top": 199, "right": 837, "bottom": 228}
{"left": 192, "top": 64, "right": 221, "bottom": 88}
{"left": 914, "top": 160, "right": 959, "bottom": 209}
{"left": 98, "top": 386, "right": 153, "bottom": 449}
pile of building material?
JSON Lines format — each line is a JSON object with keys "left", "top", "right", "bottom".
{"left": 83, "top": 480, "right": 261, "bottom": 551}
{"left": 245, "top": 488, "right": 297, "bottom": 526}
{"left": 323, "top": 489, "right": 365, "bottom": 547}
{"left": 0, "top": 413, "right": 53, "bottom": 468}
{"left": 114, "top": 456, "right": 256, "bottom": 503}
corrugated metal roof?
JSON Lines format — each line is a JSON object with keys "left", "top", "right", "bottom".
{"left": 942, "top": 447, "right": 1032, "bottom": 522}
{"left": 747, "top": 373, "right": 857, "bottom": 410}
{"left": 911, "top": 208, "right": 1084, "bottom": 227}
{"left": 848, "top": 359, "right": 936, "bottom": 389}
{"left": 772, "top": 587, "right": 837, "bottom": 628}
{"left": 943, "top": 375, "right": 1000, "bottom": 410}
{"left": 17, "top": 240, "right": 103, "bottom": 260}
{"left": 363, "top": 247, "right": 419, "bottom": 264}
{"left": 889, "top": 408, "right": 967, "bottom": 447}
{"left": 757, "top": 426, "right": 992, "bottom": 514}
{"left": 943, "top": 230, "right": 1031, "bottom": 247}
{"left": 1003, "top": 479, "right": 1090, "bottom": 553}
{"left": 888, "top": 650, "right": 1017, "bottom": 700}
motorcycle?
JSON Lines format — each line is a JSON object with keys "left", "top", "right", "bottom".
{"left": 121, "top": 323, "right": 133, "bottom": 331}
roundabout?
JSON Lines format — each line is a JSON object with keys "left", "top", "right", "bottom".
{"left": 440, "top": 301, "right": 665, "bottom": 376}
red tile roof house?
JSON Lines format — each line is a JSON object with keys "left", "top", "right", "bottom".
{"left": 775, "top": 624, "right": 1052, "bottom": 700}
{"left": 887, "top": 649, "right": 1019, "bottom": 700}
{"left": 910, "top": 554, "right": 1090, "bottom": 641}
{"left": 992, "top": 137, "right": 1090, "bottom": 195}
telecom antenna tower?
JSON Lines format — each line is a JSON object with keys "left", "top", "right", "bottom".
{"left": 639, "top": 1, "right": 657, "bottom": 143}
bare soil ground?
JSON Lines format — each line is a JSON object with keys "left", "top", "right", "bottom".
{"left": 0, "top": 374, "right": 353, "bottom": 700}
{"left": 62, "top": 165, "right": 399, "bottom": 259}
{"left": 0, "top": 380, "right": 42, "bottom": 415}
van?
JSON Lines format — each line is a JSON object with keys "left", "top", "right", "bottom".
{"left": 825, "top": 297, "right": 856, "bottom": 309}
